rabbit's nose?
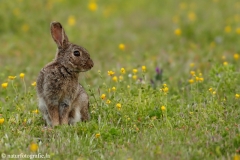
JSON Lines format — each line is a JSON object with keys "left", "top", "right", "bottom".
{"left": 88, "top": 59, "right": 94, "bottom": 68}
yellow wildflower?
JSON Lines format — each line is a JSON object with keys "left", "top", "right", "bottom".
{"left": 190, "top": 71, "right": 195, "bottom": 76}
{"left": 107, "top": 71, "right": 115, "bottom": 76}
{"left": 32, "top": 109, "right": 39, "bottom": 114}
{"left": 116, "top": 103, "right": 121, "bottom": 110}
{"left": 1, "top": 83, "right": 8, "bottom": 89}
{"left": 119, "top": 43, "right": 125, "bottom": 50}
{"left": 21, "top": 24, "right": 29, "bottom": 32}
{"left": 209, "top": 88, "right": 213, "bottom": 92}
{"left": 189, "top": 79, "right": 194, "bottom": 84}
{"left": 174, "top": 28, "right": 181, "bottom": 36}
{"left": 31, "top": 82, "right": 37, "bottom": 86}
{"left": 199, "top": 77, "right": 204, "bottom": 82}
{"left": 236, "top": 28, "right": 240, "bottom": 34}
{"left": 112, "top": 76, "right": 118, "bottom": 82}
{"left": 8, "top": 76, "right": 16, "bottom": 80}
{"left": 132, "top": 75, "right": 137, "bottom": 80}
{"left": 119, "top": 75, "right": 123, "bottom": 81}
{"left": 106, "top": 99, "right": 111, "bottom": 104}
{"left": 161, "top": 106, "right": 166, "bottom": 111}
{"left": 223, "top": 61, "right": 228, "bottom": 66}
{"left": 120, "top": 68, "right": 126, "bottom": 74}
{"left": 224, "top": 26, "right": 231, "bottom": 33}
{"left": 188, "top": 12, "right": 196, "bottom": 21}
{"left": 132, "top": 69, "right": 138, "bottom": 74}
{"left": 195, "top": 76, "right": 199, "bottom": 81}
{"left": 0, "top": 118, "right": 4, "bottom": 124}
{"left": 68, "top": 16, "right": 76, "bottom": 26}
{"left": 141, "top": 66, "right": 146, "bottom": 72}
{"left": 101, "top": 94, "right": 106, "bottom": 100}
{"left": 162, "top": 87, "right": 169, "bottom": 93}
{"left": 235, "top": 94, "right": 240, "bottom": 99}
{"left": 19, "top": 73, "right": 25, "bottom": 79}
{"left": 234, "top": 53, "right": 239, "bottom": 60}
{"left": 88, "top": 1, "right": 98, "bottom": 11}
{"left": 95, "top": 133, "right": 100, "bottom": 138}
{"left": 30, "top": 143, "right": 38, "bottom": 152}
{"left": 212, "top": 91, "right": 216, "bottom": 95}
{"left": 112, "top": 87, "right": 116, "bottom": 92}
{"left": 190, "top": 63, "right": 195, "bottom": 67}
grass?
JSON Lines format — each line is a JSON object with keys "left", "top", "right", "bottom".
{"left": 0, "top": 0, "right": 240, "bottom": 159}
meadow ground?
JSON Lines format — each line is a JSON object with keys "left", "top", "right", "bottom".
{"left": 0, "top": 0, "right": 240, "bottom": 159}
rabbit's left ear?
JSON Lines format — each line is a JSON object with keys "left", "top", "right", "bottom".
{"left": 50, "top": 21, "right": 69, "bottom": 48}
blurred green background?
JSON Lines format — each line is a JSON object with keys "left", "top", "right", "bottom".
{"left": 0, "top": 0, "right": 240, "bottom": 85}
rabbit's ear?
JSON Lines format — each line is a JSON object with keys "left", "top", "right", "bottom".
{"left": 50, "top": 22, "right": 69, "bottom": 48}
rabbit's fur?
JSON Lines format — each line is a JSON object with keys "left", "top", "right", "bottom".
{"left": 37, "top": 22, "right": 93, "bottom": 127}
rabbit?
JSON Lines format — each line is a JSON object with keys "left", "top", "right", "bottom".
{"left": 36, "top": 21, "right": 94, "bottom": 127}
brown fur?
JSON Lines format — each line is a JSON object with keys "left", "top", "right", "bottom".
{"left": 36, "top": 22, "right": 93, "bottom": 127}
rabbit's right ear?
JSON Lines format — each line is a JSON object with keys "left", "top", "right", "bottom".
{"left": 50, "top": 21, "right": 69, "bottom": 48}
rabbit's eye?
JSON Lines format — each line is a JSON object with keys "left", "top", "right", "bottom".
{"left": 73, "top": 51, "right": 80, "bottom": 56}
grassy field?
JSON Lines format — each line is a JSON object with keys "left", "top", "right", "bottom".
{"left": 0, "top": 0, "right": 240, "bottom": 159}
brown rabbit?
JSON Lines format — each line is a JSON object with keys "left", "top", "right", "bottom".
{"left": 37, "top": 21, "right": 93, "bottom": 127}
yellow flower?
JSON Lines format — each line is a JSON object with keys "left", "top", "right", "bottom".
{"left": 119, "top": 43, "right": 125, "bottom": 50}
{"left": 116, "top": 103, "right": 121, "bottom": 110}
{"left": 161, "top": 106, "right": 166, "bottom": 111}
{"left": 31, "top": 82, "right": 37, "bottom": 86}
{"left": 199, "top": 77, "right": 204, "bottom": 82}
{"left": 212, "top": 91, "right": 216, "bottom": 95}
{"left": 21, "top": 24, "right": 29, "bottom": 32}
{"left": 19, "top": 73, "right": 25, "bottom": 79}
{"left": 119, "top": 75, "right": 123, "bottom": 81}
{"left": 234, "top": 53, "right": 239, "bottom": 60}
{"left": 95, "top": 133, "right": 100, "bottom": 138}
{"left": 189, "top": 79, "right": 194, "bottom": 84}
{"left": 1, "top": 83, "right": 8, "bottom": 89}
{"left": 32, "top": 109, "right": 39, "bottom": 114}
{"left": 106, "top": 99, "right": 111, "bottom": 104}
{"left": 163, "top": 84, "right": 167, "bottom": 87}
{"left": 68, "top": 16, "right": 76, "bottom": 26}
{"left": 132, "top": 69, "right": 138, "bottom": 74}
{"left": 190, "top": 71, "right": 195, "bottom": 76}
{"left": 209, "top": 88, "right": 213, "bottom": 92}
{"left": 223, "top": 61, "right": 228, "bottom": 66}
{"left": 120, "top": 68, "right": 126, "bottom": 74}
{"left": 112, "top": 87, "right": 116, "bottom": 92}
{"left": 188, "top": 12, "right": 196, "bottom": 21}
{"left": 142, "top": 66, "right": 146, "bottom": 72}
{"left": 174, "top": 28, "right": 181, "bottom": 36}
{"left": 108, "top": 71, "right": 115, "bottom": 76}
{"left": 30, "top": 143, "right": 38, "bottom": 152}
{"left": 88, "top": 1, "right": 98, "bottom": 11}
{"left": 190, "top": 63, "right": 195, "bottom": 67}
{"left": 101, "top": 94, "right": 106, "bottom": 100}
{"left": 235, "top": 94, "right": 240, "bottom": 99}
{"left": 224, "top": 26, "right": 231, "bottom": 33}
{"left": 195, "top": 76, "right": 199, "bottom": 81}
{"left": 162, "top": 87, "right": 169, "bottom": 93}
{"left": 222, "top": 55, "right": 226, "bottom": 60}
{"left": 233, "top": 154, "right": 240, "bottom": 160}
{"left": 236, "top": 28, "right": 240, "bottom": 34}
{"left": 127, "top": 85, "right": 130, "bottom": 89}
{"left": 8, "top": 76, "right": 16, "bottom": 80}
{"left": 112, "top": 76, "right": 118, "bottom": 82}
{"left": 0, "top": 118, "right": 4, "bottom": 124}
{"left": 132, "top": 75, "right": 137, "bottom": 80}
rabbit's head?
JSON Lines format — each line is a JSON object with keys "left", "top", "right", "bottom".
{"left": 50, "top": 21, "right": 93, "bottom": 72}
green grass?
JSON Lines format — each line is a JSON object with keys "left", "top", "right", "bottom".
{"left": 0, "top": 0, "right": 240, "bottom": 159}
